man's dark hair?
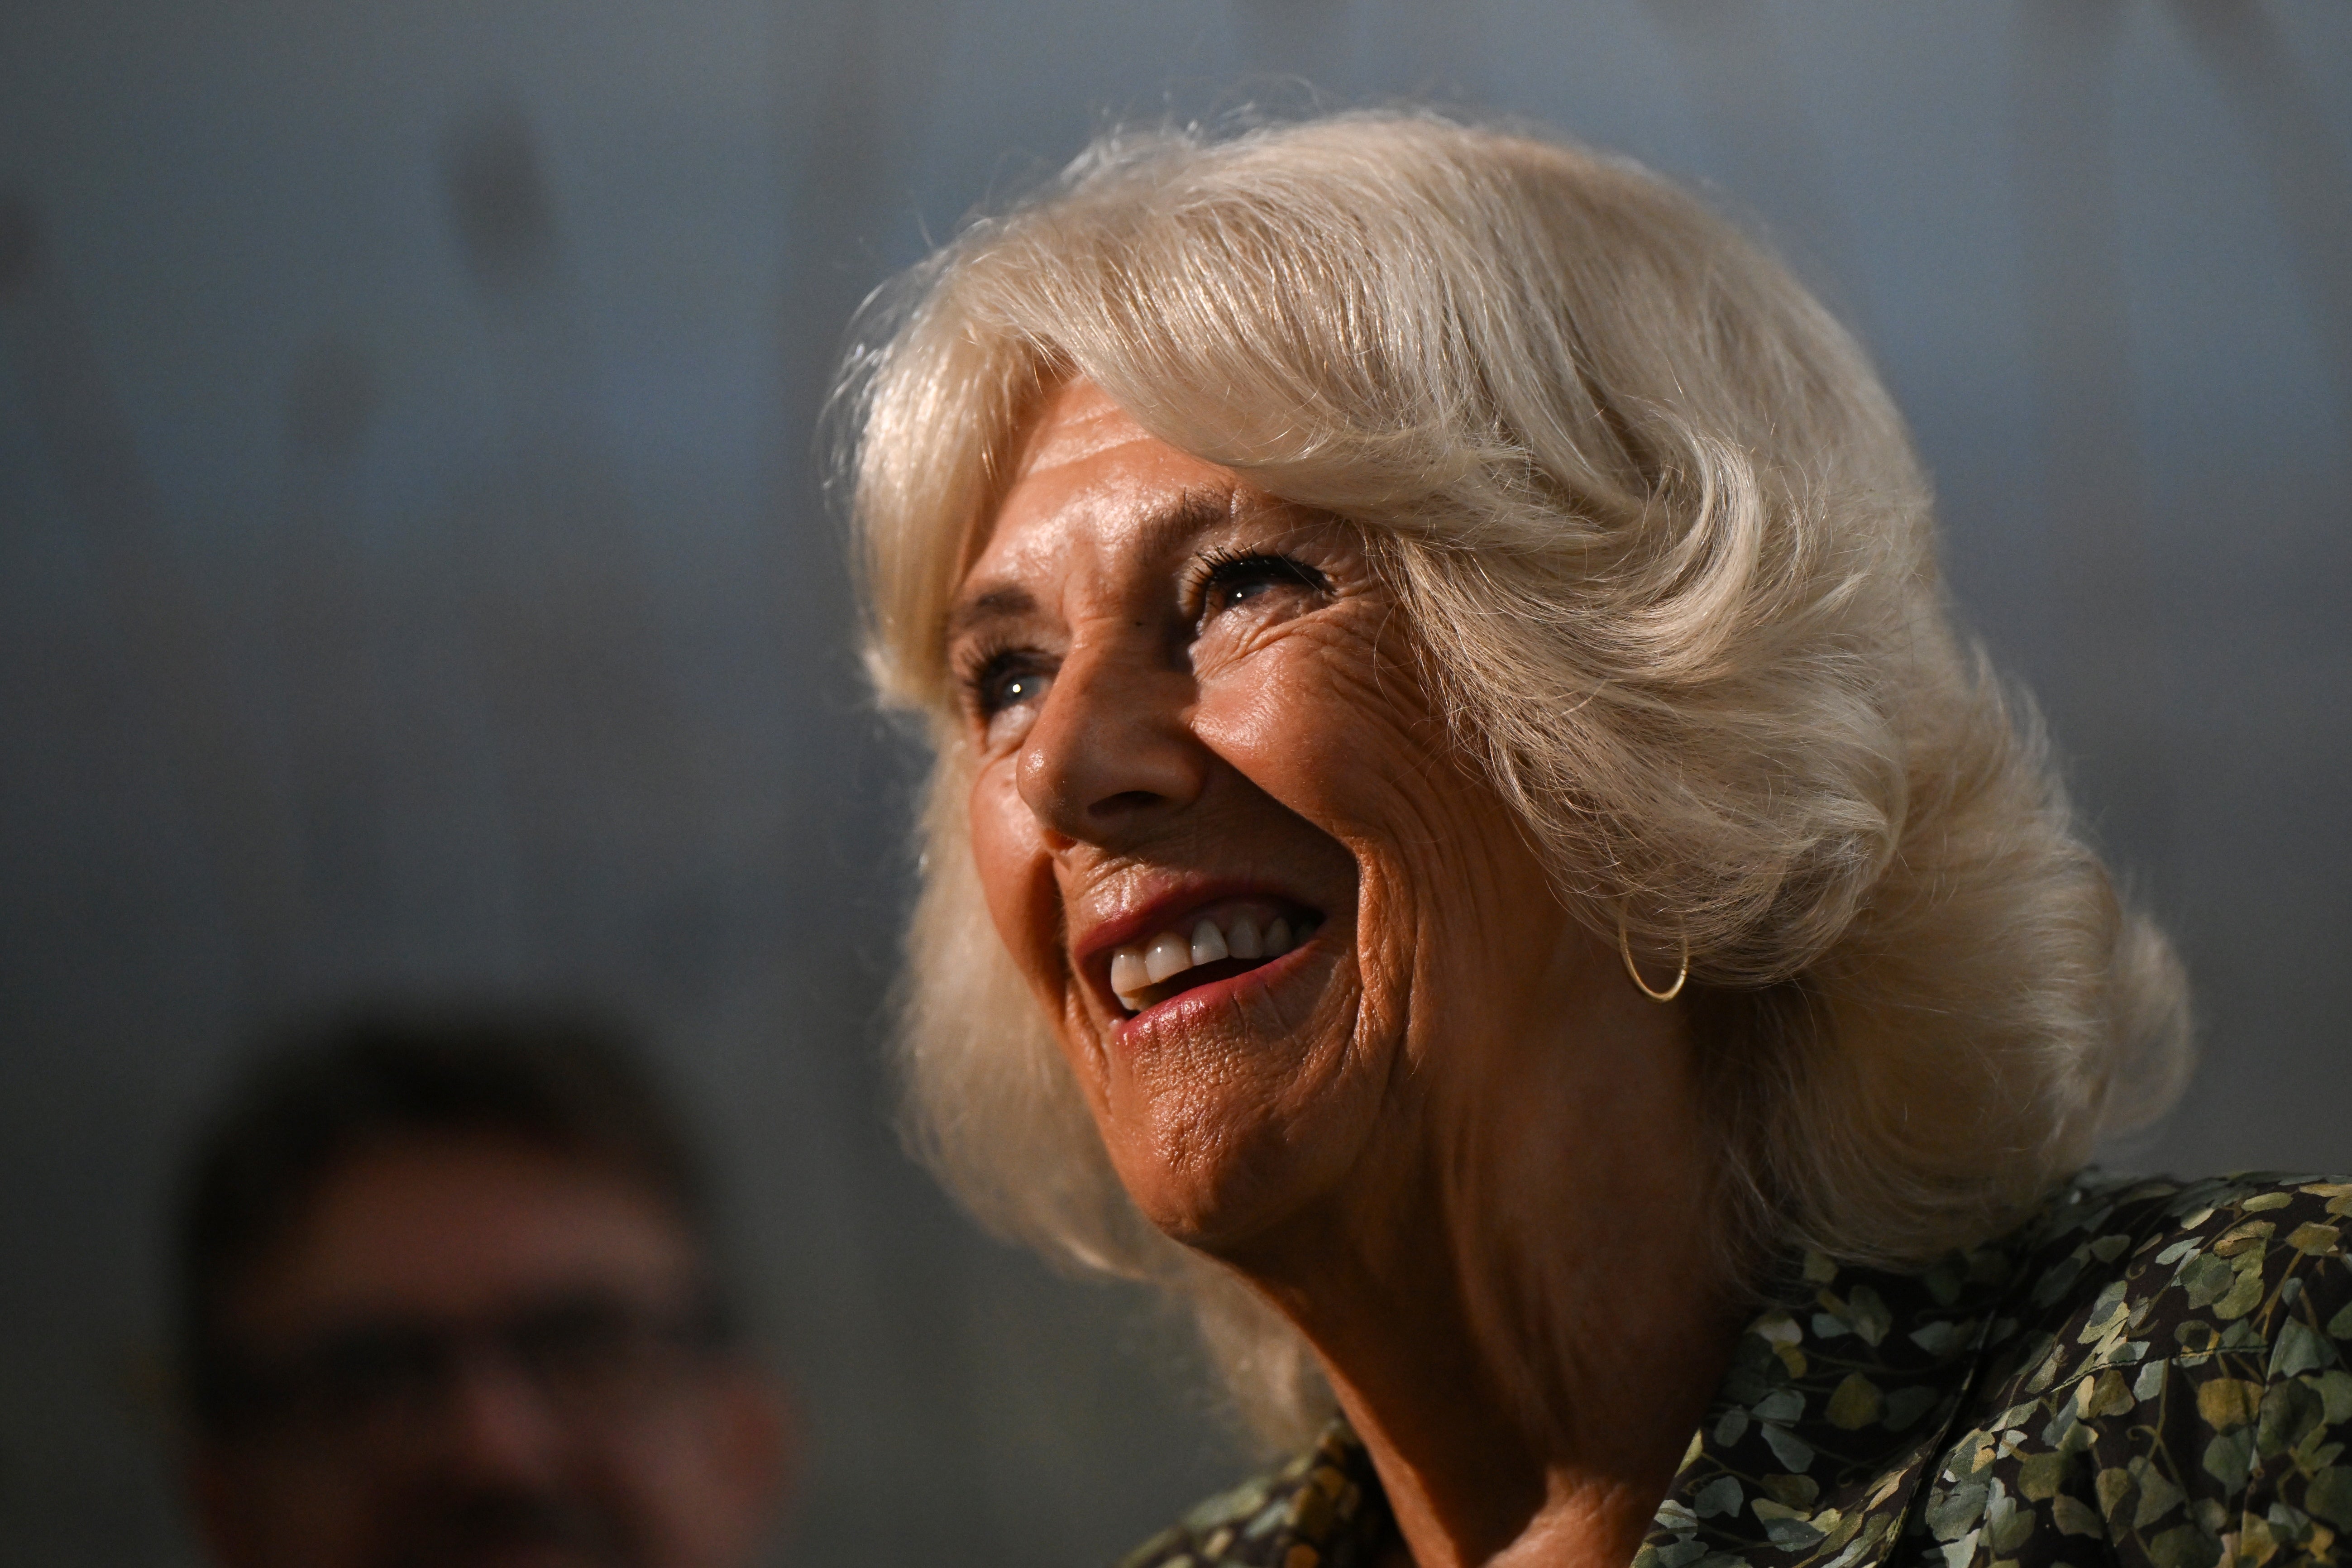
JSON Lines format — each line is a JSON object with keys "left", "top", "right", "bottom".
{"left": 174, "top": 1003, "right": 719, "bottom": 1429}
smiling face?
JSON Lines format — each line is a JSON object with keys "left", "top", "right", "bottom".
{"left": 949, "top": 380, "right": 1634, "bottom": 1257}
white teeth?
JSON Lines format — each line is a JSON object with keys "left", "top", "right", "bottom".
{"left": 1227, "top": 915, "right": 1263, "bottom": 959}
{"left": 1144, "top": 932, "right": 1191, "bottom": 984}
{"left": 1110, "top": 948, "right": 1149, "bottom": 1003}
{"left": 1108, "top": 909, "right": 1316, "bottom": 1012}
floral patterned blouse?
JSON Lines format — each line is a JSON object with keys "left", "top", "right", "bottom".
{"left": 1118, "top": 1171, "right": 2352, "bottom": 1568}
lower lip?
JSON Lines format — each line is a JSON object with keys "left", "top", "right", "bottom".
{"left": 1112, "top": 937, "right": 1323, "bottom": 1038}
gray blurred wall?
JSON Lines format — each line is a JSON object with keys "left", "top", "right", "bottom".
{"left": 0, "top": 1, "right": 2347, "bottom": 1563}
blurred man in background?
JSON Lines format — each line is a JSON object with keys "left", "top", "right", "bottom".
{"left": 172, "top": 1007, "right": 791, "bottom": 1568}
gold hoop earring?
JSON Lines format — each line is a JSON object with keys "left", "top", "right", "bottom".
{"left": 1617, "top": 915, "right": 1689, "bottom": 1003}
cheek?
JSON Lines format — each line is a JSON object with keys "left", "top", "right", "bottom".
{"left": 1194, "top": 637, "right": 1430, "bottom": 981}
{"left": 595, "top": 1411, "right": 747, "bottom": 1554}
{"left": 967, "top": 761, "right": 1066, "bottom": 1001}
{"left": 1197, "top": 625, "right": 1436, "bottom": 813}
{"left": 1193, "top": 623, "right": 1467, "bottom": 915}
{"left": 1197, "top": 632, "right": 1555, "bottom": 1016}
{"left": 229, "top": 1462, "right": 371, "bottom": 1558}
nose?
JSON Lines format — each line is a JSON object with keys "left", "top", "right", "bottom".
{"left": 433, "top": 1348, "right": 567, "bottom": 1484}
{"left": 1015, "top": 632, "right": 1206, "bottom": 847}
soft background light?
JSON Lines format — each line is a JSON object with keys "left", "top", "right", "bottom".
{"left": 0, "top": 2, "right": 2346, "bottom": 1563}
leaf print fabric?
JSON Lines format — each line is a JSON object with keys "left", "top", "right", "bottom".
{"left": 1117, "top": 1421, "right": 1396, "bottom": 1568}
{"left": 1902, "top": 1174, "right": 2352, "bottom": 1568}
{"left": 1117, "top": 1173, "right": 2352, "bottom": 1568}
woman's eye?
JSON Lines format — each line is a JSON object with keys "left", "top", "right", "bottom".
{"left": 1193, "top": 552, "right": 1327, "bottom": 620}
{"left": 968, "top": 653, "right": 1054, "bottom": 724}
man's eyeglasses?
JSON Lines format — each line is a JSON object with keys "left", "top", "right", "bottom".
{"left": 205, "top": 1291, "right": 732, "bottom": 1450}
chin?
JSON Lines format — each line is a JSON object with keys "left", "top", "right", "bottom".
{"left": 1084, "top": 931, "right": 1389, "bottom": 1257}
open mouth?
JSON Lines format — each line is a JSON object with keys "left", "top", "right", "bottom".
{"left": 1105, "top": 899, "right": 1324, "bottom": 1015}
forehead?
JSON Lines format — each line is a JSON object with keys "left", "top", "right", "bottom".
{"left": 1011, "top": 377, "right": 1166, "bottom": 477}
{"left": 961, "top": 381, "right": 1241, "bottom": 592}
{"left": 231, "top": 1135, "right": 701, "bottom": 1333}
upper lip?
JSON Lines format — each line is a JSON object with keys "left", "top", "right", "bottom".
{"left": 1069, "top": 875, "right": 1325, "bottom": 975}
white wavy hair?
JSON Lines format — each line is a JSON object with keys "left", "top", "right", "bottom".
{"left": 835, "top": 111, "right": 2193, "bottom": 1449}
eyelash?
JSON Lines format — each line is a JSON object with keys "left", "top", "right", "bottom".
{"left": 955, "top": 641, "right": 1047, "bottom": 720}
{"left": 954, "top": 550, "right": 1329, "bottom": 723}
{"left": 1182, "top": 548, "right": 1329, "bottom": 621}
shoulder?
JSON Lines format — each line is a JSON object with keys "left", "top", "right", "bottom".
{"left": 1116, "top": 1422, "right": 1397, "bottom": 1568}
{"left": 1975, "top": 1171, "right": 2352, "bottom": 1393}
{"left": 1911, "top": 1171, "right": 2352, "bottom": 1567}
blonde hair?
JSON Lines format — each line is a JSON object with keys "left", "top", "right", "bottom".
{"left": 836, "top": 111, "right": 2192, "bottom": 1449}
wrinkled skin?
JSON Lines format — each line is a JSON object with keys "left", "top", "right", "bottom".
{"left": 955, "top": 381, "right": 1579, "bottom": 1252}
{"left": 950, "top": 380, "right": 1738, "bottom": 1568}
{"left": 188, "top": 1137, "right": 789, "bottom": 1568}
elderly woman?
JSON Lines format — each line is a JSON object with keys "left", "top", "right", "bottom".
{"left": 838, "top": 115, "right": 2352, "bottom": 1568}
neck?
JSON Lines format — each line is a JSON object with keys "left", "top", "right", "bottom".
{"left": 1220, "top": 982, "right": 1743, "bottom": 1568}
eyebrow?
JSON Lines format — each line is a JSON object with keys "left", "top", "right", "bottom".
{"left": 1143, "top": 486, "right": 1241, "bottom": 555}
{"left": 945, "top": 584, "right": 1038, "bottom": 642}
{"left": 943, "top": 485, "right": 1239, "bottom": 642}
